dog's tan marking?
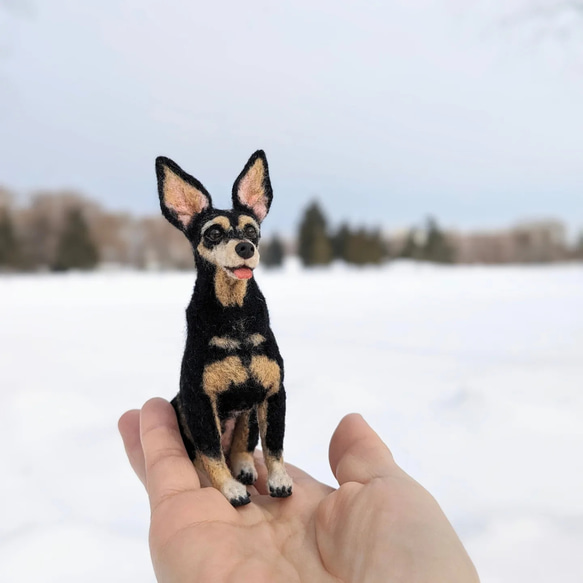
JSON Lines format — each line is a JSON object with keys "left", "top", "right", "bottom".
{"left": 201, "top": 216, "right": 231, "bottom": 234}
{"left": 209, "top": 336, "right": 241, "bottom": 351}
{"left": 230, "top": 411, "right": 250, "bottom": 455}
{"left": 250, "top": 355, "right": 280, "bottom": 396}
{"left": 237, "top": 158, "right": 268, "bottom": 221}
{"left": 246, "top": 333, "right": 266, "bottom": 347}
{"left": 162, "top": 167, "right": 209, "bottom": 227}
{"left": 229, "top": 412, "right": 257, "bottom": 482}
{"left": 229, "top": 411, "right": 257, "bottom": 481}
{"left": 237, "top": 215, "right": 260, "bottom": 233}
{"left": 214, "top": 268, "right": 248, "bottom": 307}
{"left": 197, "top": 239, "right": 259, "bottom": 277}
{"left": 203, "top": 356, "right": 248, "bottom": 396}
{"left": 197, "top": 238, "right": 236, "bottom": 268}
{"left": 195, "top": 454, "right": 233, "bottom": 489}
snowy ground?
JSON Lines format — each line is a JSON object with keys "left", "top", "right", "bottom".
{"left": 0, "top": 260, "right": 582, "bottom": 582}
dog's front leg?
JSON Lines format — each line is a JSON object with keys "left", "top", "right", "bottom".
{"left": 258, "top": 389, "right": 293, "bottom": 498}
{"left": 187, "top": 394, "right": 251, "bottom": 507}
{"left": 196, "top": 452, "right": 251, "bottom": 507}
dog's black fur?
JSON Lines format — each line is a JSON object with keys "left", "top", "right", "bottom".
{"left": 155, "top": 151, "right": 292, "bottom": 507}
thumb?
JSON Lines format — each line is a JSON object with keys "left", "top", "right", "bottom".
{"left": 329, "top": 413, "right": 397, "bottom": 485}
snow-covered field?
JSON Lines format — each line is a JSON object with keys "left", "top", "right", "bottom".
{"left": 1, "top": 261, "right": 582, "bottom": 582}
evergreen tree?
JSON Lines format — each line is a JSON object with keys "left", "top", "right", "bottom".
{"left": 53, "top": 208, "right": 99, "bottom": 271}
{"left": 400, "top": 228, "right": 423, "bottom": 260}
{"left": 332, "top": 225, "right": 387, "bottom": 265}
{"left": 297, "top": 202, "right": 332, "bottom": 266}
{"left": 0, "top": 208, "right": 21, "bottom": 270}
{"left": 261, "top": 235, "right": 285, "bottom": 268}
{"left": 345, "top": 228, "right": 366, "bottom": 264}
{"left": 423, "top": 217, "right": 455, "bottom": 263}
{"left": 367, "top": 229, "right": 387, "bottom": 264}
{"left": 332, "top": 223, "right": 350, "bottom": 261}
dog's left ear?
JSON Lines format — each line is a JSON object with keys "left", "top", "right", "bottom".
{"left": 156, "top": 156, "right": 213, "bottom": 232}
{"left": 232, "top": 150, "right": 273, "bottom": 223}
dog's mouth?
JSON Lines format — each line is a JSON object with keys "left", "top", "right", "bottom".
{"left": 225, "top": 266, "right": 254, "bottom": 280}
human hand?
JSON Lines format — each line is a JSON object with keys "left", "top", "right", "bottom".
{"left": 119, "top": 398, "right": 479, "bottom": 582}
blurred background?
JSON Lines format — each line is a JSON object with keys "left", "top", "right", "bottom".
{"left": 1, "top": 1, "right": 582, "bottom": 582}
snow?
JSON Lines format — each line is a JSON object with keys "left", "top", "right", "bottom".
{"left": 1, "top": 260, "right": 582, "bottom": 582}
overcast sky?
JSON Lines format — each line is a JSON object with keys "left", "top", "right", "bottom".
{"left": 1, "top": 0, "right": 582, "bottom": 235}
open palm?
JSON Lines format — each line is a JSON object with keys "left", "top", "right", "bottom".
{"left": 119, "top": 399, "right": 478, "bottom": 583}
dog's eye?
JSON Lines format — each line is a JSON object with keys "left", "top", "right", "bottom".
{"left": 205, "top": 227, "right": 223, "bottom": 242}
{"left": 244, "top": 225, "right": 257, "bottom": 240}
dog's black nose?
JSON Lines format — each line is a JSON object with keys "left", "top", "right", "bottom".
{"left": 235, "top": 241, "right": 255, "bottom": 259}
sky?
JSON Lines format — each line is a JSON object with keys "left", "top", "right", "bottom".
{"left": 1, "top": 0, "right": 582, "bottom": 236}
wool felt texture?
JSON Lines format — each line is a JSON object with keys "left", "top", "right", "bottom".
{"left": 155, "top": 150, "right": 292, "bottom": 507}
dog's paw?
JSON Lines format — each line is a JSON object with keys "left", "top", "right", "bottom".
{"left": 221, "top": 478, "right": 251, "bottom": 507}
{"left": 237, "top": 469, "right": 257, "bottom": 485}
{"left": 231, "top": 457, "right": 258, "bottom": 486}
{"left": 269, "top": 484, "right": 292, "bottom": 498}
{"left": 267, "top": 466, "right": 293, "bottom": 498}
{"left": 231, "top": 494, "right": 251, "bottom": 507}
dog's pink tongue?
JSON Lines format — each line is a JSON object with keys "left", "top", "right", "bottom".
{"left": 233, "top": 267, "right": 253, "bottom": 280}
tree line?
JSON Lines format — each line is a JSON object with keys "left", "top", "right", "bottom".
{"left": 0, "top": 201, "right": 98, "bottom": 271}
{"left": 294, "top": 202, "right": 457, "bottom": 267}
{"left": 1, "top": 187, "right": 582, "bottom": 272}
{"left": 0, "top": 187, "right": 194, "bottom": 272}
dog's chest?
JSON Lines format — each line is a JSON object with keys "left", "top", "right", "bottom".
{"left": 202, "top": 318, "right": 279, "bottom": 405}
{"left": 207, "top": 317, "right": 263, "bottom": 349}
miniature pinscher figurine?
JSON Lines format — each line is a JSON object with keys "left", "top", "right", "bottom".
{"left": 155, "top": 151, "right": 292, "bottom": 506}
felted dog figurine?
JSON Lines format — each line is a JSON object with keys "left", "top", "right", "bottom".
{"left": 155, "top": 150, "right": 292, "bottom": 507}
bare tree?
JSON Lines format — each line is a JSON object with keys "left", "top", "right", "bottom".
{"left": 134, "top": 217, "right": 193, "bottom": 270}
{"left": 0, "top": 186, "right": 15, "bottom": 210}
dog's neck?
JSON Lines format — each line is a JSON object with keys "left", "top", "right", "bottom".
{"left": 213, "top": 267, "right": 248, "bottom": 307}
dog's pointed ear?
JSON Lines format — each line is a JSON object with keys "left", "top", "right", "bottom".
{"left": 156, "top": 157, "right": 212, "bottom": 231}
{"left": 232, "top": 150, "right": 273, "bottom": 223}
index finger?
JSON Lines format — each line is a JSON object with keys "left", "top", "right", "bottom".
{"left": 139, "top": 398, "right": 201, "bottom": 510}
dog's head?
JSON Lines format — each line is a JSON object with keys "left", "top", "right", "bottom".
{"left": 155, "top": 151, "right": 273, "bottom": 280}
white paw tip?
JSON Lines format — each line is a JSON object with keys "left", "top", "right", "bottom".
{"left": 222, "top": 479, "right": 250, "bottom": 507}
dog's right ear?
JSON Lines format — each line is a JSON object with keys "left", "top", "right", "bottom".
{"left": 155, "top": 157, "right": 213, "bottom": 232}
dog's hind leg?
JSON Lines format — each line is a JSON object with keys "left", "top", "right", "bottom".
{"left": 171, "top": 395, "right": 197, "bottom": 461}
{"left": 257, "top": 389, "right": 293, "bottom": 498}
{"left": 229, "top": 409, "right": 259, "bottom": 485}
